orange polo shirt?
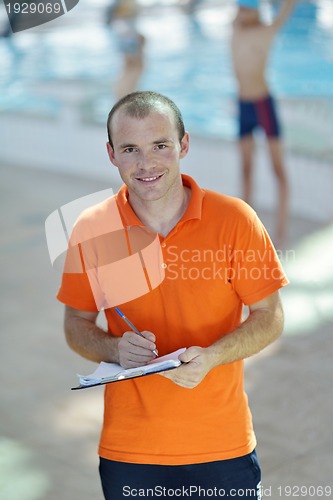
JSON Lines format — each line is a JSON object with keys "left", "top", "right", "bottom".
{"left": 57, "top": 174, "right": 288, "bottom": 465}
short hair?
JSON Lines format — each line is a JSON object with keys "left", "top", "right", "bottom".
{"left": 107, "top": 91, "right": 186, "bottom": 147}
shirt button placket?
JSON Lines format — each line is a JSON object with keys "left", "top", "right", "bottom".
{"left": 161, "top": 241, "right": 167, "bottom": 269}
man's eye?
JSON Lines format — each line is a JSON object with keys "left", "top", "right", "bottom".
{"left": 156, "top": 144, "right": 167, "bottom": 150}
{"left": 124, "top": 147, "right": 136, "bottom": 153}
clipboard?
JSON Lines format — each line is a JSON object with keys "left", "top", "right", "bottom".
{"left": 71, "top": 348, "right": 185, "bottom": 390}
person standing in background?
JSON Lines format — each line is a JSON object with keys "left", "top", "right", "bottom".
{"left": 105, "top": 0, "right": 145, "bottom": 99}
{"left": 231, "top": 0, "right": 296, "bottom": 247}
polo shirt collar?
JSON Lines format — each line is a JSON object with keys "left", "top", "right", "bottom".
{"left": 115, "top": 174, "right": 205, "bottom": 227}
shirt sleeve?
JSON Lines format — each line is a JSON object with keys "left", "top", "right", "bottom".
{"left": 229, "top": 209, "right": 289, "bottom": 305}
{"left": 56, "top": 242, "right": 99, "bottom": 312}
{"left": 56, "top": 211, "right": 100, "bottom": 313}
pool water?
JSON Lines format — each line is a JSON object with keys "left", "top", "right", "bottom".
{"left": 0, "top": 0, "right": 332, "bottom": 140}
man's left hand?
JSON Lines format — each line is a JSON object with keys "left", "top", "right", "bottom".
{"left": 160, "top": 346, "right": 214, "bottom": 389}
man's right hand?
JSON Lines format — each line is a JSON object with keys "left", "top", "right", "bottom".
{"left": 63, "top": 305, "right": 157, "bottom": 366}
{"left": 118, "top": 330, "right": 158, "bottom": 368}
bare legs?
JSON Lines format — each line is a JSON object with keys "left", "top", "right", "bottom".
{"left": 239, "top": 135, "right": 255, "bottom": 205}
{"left": 239, "top": 134, "right": 288, "bottom": 247}
{"left": 267, "top": 138, "right": 288, "bottom": 247}
{"left": 115, "top": 35, "right": 145, "bottom": 100}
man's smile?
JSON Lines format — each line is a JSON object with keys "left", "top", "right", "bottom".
{"left": 135, "top": 173, "right": 165, "bottom": 183}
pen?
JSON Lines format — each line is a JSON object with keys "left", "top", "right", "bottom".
{"left": 115, "top": 307, "right": 158, "bottom": 357}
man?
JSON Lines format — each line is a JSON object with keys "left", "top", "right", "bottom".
{"left": 231, "top": 0, "right": 296, "bottom": 247}
{"left": 57, "top": 91, "right": 288, "bottom": 499}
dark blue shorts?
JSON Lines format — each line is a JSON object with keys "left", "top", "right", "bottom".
{"left": 239, "top": 95, "right": 281, "bottom": 138}
{"left": 99, "top": 449, "right": 261, "bottom": 499}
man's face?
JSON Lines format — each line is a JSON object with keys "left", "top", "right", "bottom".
{"left": 107, "top": 108, "right": 189, "bottom": 203}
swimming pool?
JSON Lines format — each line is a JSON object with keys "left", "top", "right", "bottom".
{"left": 0, "top": 0, "right": 332, "bottom": 143}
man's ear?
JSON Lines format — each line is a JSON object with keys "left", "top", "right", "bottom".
{"left": 106, "top": 142, "right": 118, "bottom": 166}
{"left": 180, "top": 132, "right": 190, "bottom": 159}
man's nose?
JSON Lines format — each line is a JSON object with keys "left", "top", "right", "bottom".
{"left": 137, "top": 150, "right": 156, "bottom": 168}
